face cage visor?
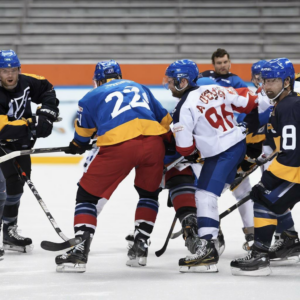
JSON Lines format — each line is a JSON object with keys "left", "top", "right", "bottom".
{"left": 163, "top": 75, "right": 185, "bottom": 90}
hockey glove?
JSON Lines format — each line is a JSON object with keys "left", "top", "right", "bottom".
{"left": 65, "top": 140, "right": 93, "bottom": 155}
{"left": 184, "top": 151, "right": 202, "bottom": 163}
{"left": 27, "top": 116, "right": 53, "bottom": 138}
{"left": 36, "top": 105, "right": 59, "bottom": 122}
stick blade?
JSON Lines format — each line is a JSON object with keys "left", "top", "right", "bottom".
{"left": 41, "top": 237, "right": 81, "bottom": 251}
{"left": 155, "top": 247, "right": 167, "bottom": 257}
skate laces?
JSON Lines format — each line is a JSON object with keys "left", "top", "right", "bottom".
{"left": 72, "top": 240, "right": 85, "bottom": 253}
{"left": 8, "top": 225, "right": 25, "bottom": 240}
{"left": 270, "top": 239, "right": 284, "bottom": 252}
{"left": 185, "top": 240, "right": 207, "bottom": 261}
{"left": 235, "top": 252, "right": 253, "bottom": 261}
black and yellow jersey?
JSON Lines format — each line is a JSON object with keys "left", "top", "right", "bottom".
{"left": 267, "top": 92, "right": 300, "bottom": 183}
{"left": 0, "top": 73, "right": 58, "bottom": 147}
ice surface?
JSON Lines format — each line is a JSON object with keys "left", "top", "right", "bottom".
{"left": 2, "top": 163, "right": 300, "bottom": 300}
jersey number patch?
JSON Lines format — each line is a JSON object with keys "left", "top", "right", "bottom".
{"left": 205, "top": 103, "right": 234, "bottom": 132}
{"left": 282, "top": 125, "right": 296, "bottom": 150}
{"left": 105, "top": 86, "right": 150, "bottom": 119}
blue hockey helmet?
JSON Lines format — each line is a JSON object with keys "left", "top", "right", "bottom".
{"left": 93, "top": 60, "right": 122, "bottom": 81}
{"left": 0, "top": 50, "right": 21, "bottom": 69}
{"left": 163, "top": 59, "right": 199, "bottom": 90}
{"left": 251, "top": 60, "right": 267, "bottom": 76}
{"left": 261, "top": 58, "right": 295, "bottom": 89}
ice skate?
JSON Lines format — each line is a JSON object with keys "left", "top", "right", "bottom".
{"left": 216, "top": 227, "right": 225, "bottom": 256}
{"left": 179, "top": 239, "right": 219, "bottom": 273}
{"left": 181, "top": 214, "right": 202, "bottom": 254}
{"left": 3, "top": 224, "right": 33, "bottom": 253}
{"left": 242, "top": 227, "right": 254, "bottom": 251}
{"left": 269, "top": 231, "right": 300, "bottom": 265}
{"left": 56, "top": 232, "right": 91, "bottom": 273}
{"left": 231, "top": 249, "right": 271, "bottom": 276}
{"left": 126, "top": 239, "right": 148, "bottom": 267}
{"left": 125, "top": 230, "right": 134, "bottom": 247}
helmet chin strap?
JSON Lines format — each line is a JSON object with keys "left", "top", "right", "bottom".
{"left": 268, "top": 84, "right": 289, "bottom": 103}
{"left": 175, "top": 81, "right": 188, "bottom": 92}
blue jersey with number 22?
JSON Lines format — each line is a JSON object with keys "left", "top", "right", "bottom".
{"left": 74, "top": 79, "right": 172, "bottom": 146}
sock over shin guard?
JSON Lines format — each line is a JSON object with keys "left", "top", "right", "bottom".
{"left": 254, "top": 203, "right": 277, "bottom": 250}
{"left": 275, "top": 210, "right": 295, "bottom": 235}
{"left": 74, "top": 203, "right": 97, "bottom": 236}
{"left": 196, "top": 189, "right": 219, "bottom": 240}
{"left": 134, "top": 198, "right": 159, "bottom": 241}
{"left": 169, "top": 183, "right": 197, "bottom": 222}
{"left": 2, "top": 193, "right": 22, "bottom": 225}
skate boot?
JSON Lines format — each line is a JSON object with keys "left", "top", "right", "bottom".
{"left": 215, "top": 227, "right": 225, "bottom": 256}
{"left": 126, "top": 238, "right": 149, "bottom": 267}
{"left": 269, "top": 231, "right": 300, "bottom": 263}
{"left": 179, "top": 239, "right": 219, "bottom": 273}
{"left": 56, "top": 231, "right": 91, "bottom": 273}
{"left": 242, "top": 227, "right": 254, "bottom": 251}
{"left": 125, "top": 230, "right": 134, "bottom": 248}
{"left": 3, "top": 224, "right": 33, "bottom": 253}
{"left": 181, "top": 214, "right": 202, "bottom": 254}
{"left": 231, "top": 248, "right": 271, "bottom": 276}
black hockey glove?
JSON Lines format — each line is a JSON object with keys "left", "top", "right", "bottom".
{"left": 65, "top": 140, "right": 93, "bottom": 155}
{"left": 184, "top": 151, "right": 202, "bottom": 163}
{"left": 36, "top": 105, "right": 59, "bottom": 122}
{"left": 27, "top": 115, "right": 53, "bottom": 138}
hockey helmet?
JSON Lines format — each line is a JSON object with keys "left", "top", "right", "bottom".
{"left": 0, "top": 50, "right": 21, "bottom": 69}
{"left": 261, "top": 58, "right": 295, "bottom": 89}
{"left": 163, "top": 59, "right": 199, "bottom": 90}
{"left": 251, "top": 60, "right": 267, "bottom": 76}
{"left": 93, "top": 60, "right": 122, "bottom": 81}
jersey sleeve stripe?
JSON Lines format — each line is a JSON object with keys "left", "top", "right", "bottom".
{"left": 246, "top": 132, "right": 266, "bottom": 144}
{"left": 0, "top": 115, "right": 28, "bottom": 131}
{"left": 74, "top": 120, "right": 96, "bottom": 138}
{"left": 268, "top": 158, "right": 300, "bottom": 183}
{"left": 176, "top": 141, "right": 196, "bottom": 156}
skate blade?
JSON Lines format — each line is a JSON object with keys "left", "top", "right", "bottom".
{"left": 56, "top": 263, "right": 86, "bottom": 273}
{"left": 179, "top": 264, "right": 218, "bottom": 273}
{"left": 231, "top": 266, "right": 271, "bottom": 276}
{"left": 3, "top": 244, "right": 33, "bottom": 253}
{"left": 126, "top": 257, "right": 147, "bottom": 267}
{"left": 270, "top": 256, "right": 300, "bottom": 266}
{"left": 0, "top": 256, "right": 4, "bottom": 261}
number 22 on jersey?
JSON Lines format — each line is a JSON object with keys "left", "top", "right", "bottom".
{"left": 105, "top": 86, "right": 150, "bottom": 119}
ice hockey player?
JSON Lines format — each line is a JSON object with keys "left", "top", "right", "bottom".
{"left": 164, "top": 59, "right": 259, "bottom": 273}
{"left": 201, "top": 48, "right": 248, "bottom": 88}
{"left": 232, "top": 60, "right": 271, "bottom": 251}
{"left": 250, "top": 60, "right": 267, "bottom": 89}
{"left": 55, "top": 60, "right": 172, "bottom": 273}
{"left": 231, "top": 58, "right": 300, "bottom": 276}
{"left": 237, "top": 60, "right": 299, "bottom": 262}
{"left": 0, "top": 50, "right": 59, "bottom": 255}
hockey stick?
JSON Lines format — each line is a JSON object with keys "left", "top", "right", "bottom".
{"left": 0, "top": 146, "right": 70, "bottom": 163}
{"left": 170, "top": 152, "right": 277, "bottom": 240}
{"left": 229, "top": 151, "right": 278, "bottom": 191}
{"left": 10, "top": 158, "right": 79, "bottom": 250}
{"left": 155, "top": 214, "right": 177, "bottom": 257}
{"left": 42, "top": 156, "right": 191, "bottom": 251}
{"left": 157, "top": 194, "right": 251, "bottom": 256}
